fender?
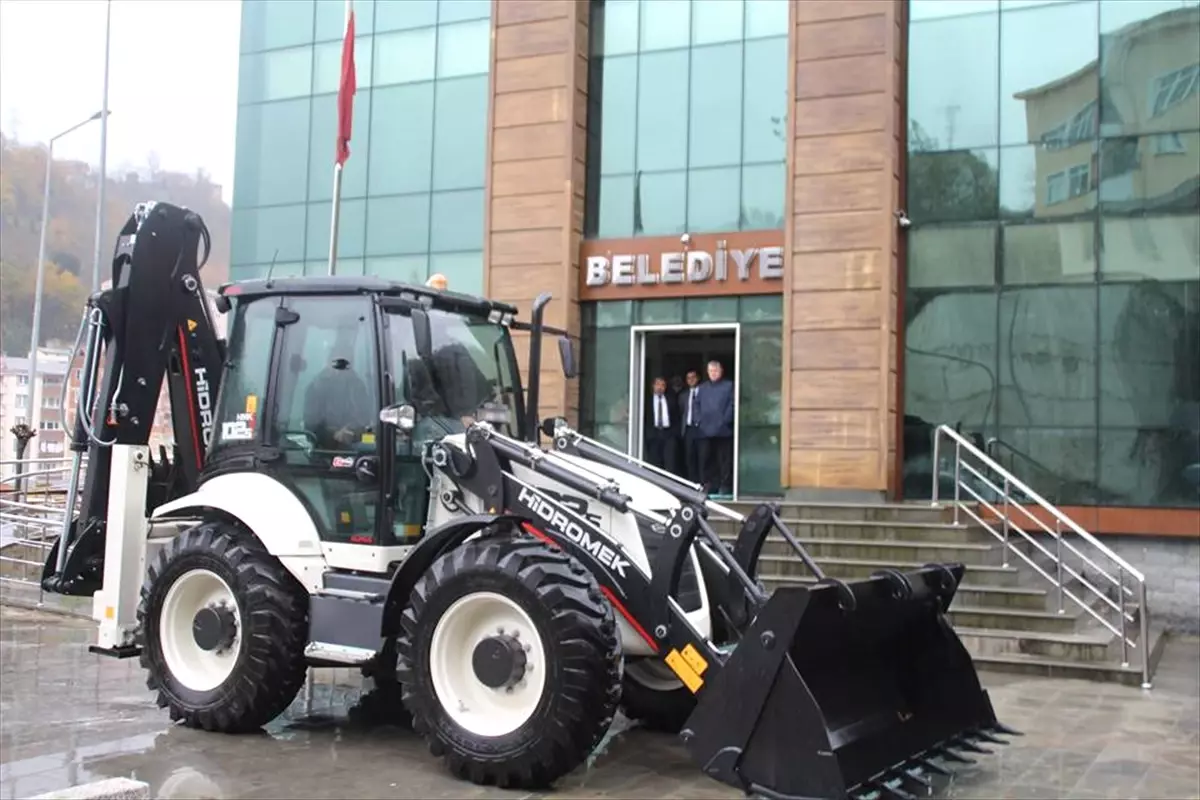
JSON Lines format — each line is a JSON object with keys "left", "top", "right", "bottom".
{"left": 150, "top": 472, "right": 326, "bottom": 591}
{"left": 380, "top": 513, "right": 527, "bottom": 638}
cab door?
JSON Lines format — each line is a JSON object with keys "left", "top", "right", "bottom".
{"left": 264, "top": 293, "right": 386, "bottom": 544}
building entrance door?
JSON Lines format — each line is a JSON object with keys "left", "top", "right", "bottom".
{"left": 629, "top": 324, "right": 740, "bottom": 498}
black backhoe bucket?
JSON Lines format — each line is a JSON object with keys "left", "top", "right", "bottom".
{"left": 682, "top": 563, "right": 1013, "bottom": 800}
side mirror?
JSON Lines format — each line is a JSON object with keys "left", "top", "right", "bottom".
{"left": 540, "top": 416, "right": 569, "bottom": 438}
{"left": 411, "top": 308, "right": 433, "bottom": 361}
{"left": 380, "top": 404, "right": 416, "bottom": 434}
{"left": 558, "top": 335, "right": 578, "bottom": 379}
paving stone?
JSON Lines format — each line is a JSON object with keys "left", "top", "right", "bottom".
{"left": 2, "top": 606, "right": 1198, "bottom": 800}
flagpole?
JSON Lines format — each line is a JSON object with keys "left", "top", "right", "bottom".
{"left": 328, "top": 0, "right": 354, "bottom": 277}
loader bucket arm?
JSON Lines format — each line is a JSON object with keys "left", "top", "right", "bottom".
{"left": 533, "top": 419, "right": 1018, "bottom": 797}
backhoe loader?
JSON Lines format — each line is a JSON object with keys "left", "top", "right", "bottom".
{"left": 41, "top": 201, "right": 1016, "bottom": 800}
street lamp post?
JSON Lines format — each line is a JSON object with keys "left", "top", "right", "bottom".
{"left": 91, "top": 0, "right": 113, "bottom": 294}
{"left": 26, "top": 111, "right": 108, "bottom": 449}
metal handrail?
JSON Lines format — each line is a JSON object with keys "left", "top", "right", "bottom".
{"left": 931, "top": 424, "right": 1153, "bottom": 689}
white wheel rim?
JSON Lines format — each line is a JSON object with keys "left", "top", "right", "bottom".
{"left": 159, "top": 568, "right": 242, "bottom": 693}
{"left": 626, "top": 658, "right": 683, "bottom": 691}
{"left": 428, "top": 591, "right": 547, "bottom": 738}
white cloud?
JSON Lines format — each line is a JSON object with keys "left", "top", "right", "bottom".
{"left": 0, "top": 0, "right": 241, "bottom": 204}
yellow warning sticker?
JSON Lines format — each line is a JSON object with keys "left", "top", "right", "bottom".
{"left": 361, "top": 432, "right": 376, "bottom": 445}
{"left": 340, "top": 511, "right": 351, "bottom": 524}
{"left": 665, "top": 648, "right": 704, "bottom": 694}
{"left": 680, "top": 643, "right": 708, "bottom": 676}
{"left": 187, "top": 319, "right": 198, "bottom": 332}
{"left": 245, "top": 394, "right": 258, "bottom": 414}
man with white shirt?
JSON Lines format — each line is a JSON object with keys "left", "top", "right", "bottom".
{"left": 644, "top": 376, "right": 679, "bottom": 474}
{"left": 678, "top": 369, "right": 704, "bottom": 484}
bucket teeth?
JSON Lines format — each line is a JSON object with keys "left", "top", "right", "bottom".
{"left": 933, "top": 746, "right": 975, "bottom": 765}
{"left": 950, "top": 736, "right": 992, "bottom": 755}
{"left": 867, "top": 780, "right": 918, "bottom": 800}
{"left": 969, "top": 728, "right": 1007, "bottom": 745}
{"left": 990, "top": 721, "right": 1023, "bottom": 737}
{"left": 899, "top": 768, "right": 934, "bottom": 795}
{"left": 911, "top": 757, "right": 951, "bottom": 777}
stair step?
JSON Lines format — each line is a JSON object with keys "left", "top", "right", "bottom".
{"left": 970, "top": 630, "right": 1164, "bottom": 687}
{"left": 712, "top": 518, "right": 988, "bottom": 544}
{"left": 755, "top": 572, "right": 1048, "bottom": 610}
{"left": 755, "top": 557, "right": 1023, "bottom": 586}
{"left": 727, "top": 537, "right": 999, "bottom": 566}
{"left": 726, "top": 501, "right": 954, "bottom": 524}
{"left": 957, "top": 626, "right": 1114, "bottom": 662}
{"left": 947, "top": 604, "right": 1083, "bottom": 634}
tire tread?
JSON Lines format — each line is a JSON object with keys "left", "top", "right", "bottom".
{"left": 137, "top": 520, "right": 309, "bottom": 733}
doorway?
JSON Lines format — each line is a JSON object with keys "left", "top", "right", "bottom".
{"left": 629, "top": 324, "right": 740, "bottom": 498}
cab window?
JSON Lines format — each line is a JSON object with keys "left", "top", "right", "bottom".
{"left": 211, "top": 296, "right": 277, "bottom": 451}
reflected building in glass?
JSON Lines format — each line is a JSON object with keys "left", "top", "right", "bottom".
{"left": 229, "top": 0, "right": 1199, "bottom": 530}
{"left": 905, "top": 0, "right": 1199, "bottom": 515}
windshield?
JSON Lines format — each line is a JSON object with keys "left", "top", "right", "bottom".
{"left": 387, "top": 307, "right": 522, "bottom": 441}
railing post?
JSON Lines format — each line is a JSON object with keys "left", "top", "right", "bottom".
{"left": 1001, "top": 476, "right": 1010, "bottom": 568}
{"left": 1055, "top": 517, "right": 1064, "bottom": 614}
{"left": 1139, "top": 581, "right": 1152, "bottom": 690}
{"left": 930, "top": 428, "right": 941, "bottom": 506}
{"left": 952, "top": 441, "right": 961, "bottom": 525}
{"left": 1118, "top": 566, "right": 1129, "bottom": 667}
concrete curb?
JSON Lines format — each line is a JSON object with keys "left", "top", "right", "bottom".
{"left": 31, "top": 777, "right": 149, "bottom": 800}
{"left": 0, "top": 596, "right": 92, "bottom": 621}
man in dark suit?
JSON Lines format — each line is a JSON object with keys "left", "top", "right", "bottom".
{"left": 696, "top": 360, "right": 735, "bottom": 498}
{"left": 678, "top": 369, "right": 704, "bottom": 484}
{"left": 644, "top": 376, "right": 679, "bottom": 473}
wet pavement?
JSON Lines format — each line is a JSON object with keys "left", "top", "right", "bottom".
{"left": 1, "top": 606, "right": 1197, "bottom": 800}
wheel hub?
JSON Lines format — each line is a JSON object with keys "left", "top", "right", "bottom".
{"left": 471, "top": 634, "right": 527, "bottom": 689}
{"left": 192, "top": 604, "right": 237, "bottom": 653}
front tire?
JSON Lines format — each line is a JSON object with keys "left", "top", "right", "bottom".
{"left": 396, "top": 536, "right": 622, "bottom": 789}
{"left": 137, "top": 520, "right": 309, "bottom": 732}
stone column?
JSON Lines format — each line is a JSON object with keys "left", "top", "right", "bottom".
{"left": 484, "top": 0, "right": 590, "bottom": 429}
{"left": 781, "top": 0, "right": 906, "bottom": 499}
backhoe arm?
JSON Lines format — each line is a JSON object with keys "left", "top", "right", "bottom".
{"left": 42, "top": 201, "right": 225, "bottom": 596}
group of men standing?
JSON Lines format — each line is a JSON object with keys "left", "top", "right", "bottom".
{"left": 644, "top": 360, "right": 735, "bottom": 499}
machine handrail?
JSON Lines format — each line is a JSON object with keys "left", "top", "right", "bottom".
{"left": 932, "top": 424, "right": 1153, "bottom": 688}
{"left": 934, "top": 425, "right": 1143, "bottom": 582}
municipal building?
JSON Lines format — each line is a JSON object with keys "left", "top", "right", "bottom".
{"left": 230, "top": 0, "right": 1200, "bottom": 539}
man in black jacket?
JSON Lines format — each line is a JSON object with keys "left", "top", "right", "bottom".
{"left": 645, "top": 376, "right": 680, "bottom": 474}
{"left": 696, "top": 360, "right": 735, "bottom": 498}
{"left": 678, "top": 368, "right": 704, "bottom": 484}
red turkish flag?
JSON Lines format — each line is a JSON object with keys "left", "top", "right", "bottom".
{"left": 336, "top": 9, "right": 357, "bottom": 166}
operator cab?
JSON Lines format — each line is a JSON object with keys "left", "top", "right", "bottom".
{"left": 208, "top": 275, "right": 575, "bottom": 553}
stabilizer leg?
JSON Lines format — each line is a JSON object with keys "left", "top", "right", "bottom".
{"left": 90, "top": 444, "right": 151, "bottom": 657}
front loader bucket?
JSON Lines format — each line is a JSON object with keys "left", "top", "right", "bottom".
{"left": 682, "top": 564, "right": 1013, "bottom": 800}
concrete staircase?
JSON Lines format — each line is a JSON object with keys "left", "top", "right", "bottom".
{"left": 715, "top": 500, "right": 1166, "bottom": 686}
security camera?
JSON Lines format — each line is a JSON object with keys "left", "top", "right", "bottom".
{"left": 894, "top": 210, "right": 911, "bottom": 229}
{"left": 680, "top": 233, "right": 691, "bottom": 246}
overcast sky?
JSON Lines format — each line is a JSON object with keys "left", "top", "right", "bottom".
{"left": 0, "top": 0, "right": 241, "bottom": 203}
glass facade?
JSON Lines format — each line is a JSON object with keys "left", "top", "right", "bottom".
{"left": 231, "top": 0, "right": 491, "bottom": 292}
{"left": 580, "top": 296, "right": 784, "bottom": 496}
{"left": 583, "top": 0, "right": 790, "bottom": 238}
{"left": 904, "top": 0, "right": 1200, "bottom": 508}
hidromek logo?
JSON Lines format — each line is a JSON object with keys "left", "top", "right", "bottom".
{"left": 194, "top": 366, "right": 214, "bottom": 448}
{"left": 518, "top": 486, "right": 631, "bottom": 579}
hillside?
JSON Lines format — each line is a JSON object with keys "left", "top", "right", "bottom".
{"left": 0, "top": 132, "right": 231, "bottom": 356}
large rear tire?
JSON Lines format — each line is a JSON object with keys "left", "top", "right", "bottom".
{"left": 396, "top": 536, "right": 622, "bottom": 789}
{"left": 137, "top": 520, "right": 309, "bottom": 732}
